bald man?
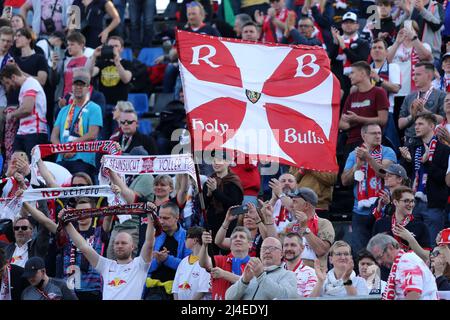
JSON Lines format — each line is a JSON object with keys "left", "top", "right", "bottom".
{"left": 225, "top": 237, "right": 299, "bottom": 300}
{"left": 269, "top": 173, "right": 297, "bottom": 232}
{"left": 63, "top": 202, "right": 157, "bottom": 300}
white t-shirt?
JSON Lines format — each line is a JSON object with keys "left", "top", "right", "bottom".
{"left": 18, "top": 77, "right": 47, "bottom": 135}
{"left": 393, "top": 252, "right": 438, "bottom": 300}
{"left": 390, "top": 43, "right": 432, "bottom": 97}
{"left": 172, "top": 256, "right": 211, "bottom": 300}
{"left": 373, "top": 62, "right": 401, "bottom": 112}
{"left": 290, "top": 261, "right": 318, "bottom": 297}
{"left": 95, "top": 256, "right": 150, "bottom": 300}
{"left": 273, "top": 199, "right": 292, "bottom": 233}
{"left": 11, "top": 241, "right": 30, "bottom": 268}
{"left": 300, "top": 237, "right": 317, "bottom": 261}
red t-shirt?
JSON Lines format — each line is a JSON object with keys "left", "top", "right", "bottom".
{"left": 342, "top": 86, "right": 389, "bottom": 144}
{"left": 211, "top": 253, "right": 247, "bottom": 300}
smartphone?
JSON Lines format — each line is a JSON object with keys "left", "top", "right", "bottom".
{"left": 230, "top": 205, "right": 249, "bottom": 216}
{"left": 53, "top": 45, "right": 62, "bottom": 60}
{"left": 2, "top": 6, "right": 12, "bottom": 20}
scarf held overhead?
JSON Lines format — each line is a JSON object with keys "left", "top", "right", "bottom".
{"left": 30, "top": 141, "right": 122, "bottom": 185}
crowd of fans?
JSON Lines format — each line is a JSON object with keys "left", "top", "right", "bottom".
{"left": 0, "top": 0, "right": 450, "bottom": 301}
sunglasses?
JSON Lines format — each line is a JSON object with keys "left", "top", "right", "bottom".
{"left": 430, "top": 251, "right": 441, "bottom": 258}
{"left": 120, "top": 120, "right": 136, "bottom": 125}
{"left": 14, "top": 226, "right": 30, "bottom": 231}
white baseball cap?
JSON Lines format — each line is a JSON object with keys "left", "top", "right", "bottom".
{"left": 342, "top": 12, "right": 358, "bottom": 22}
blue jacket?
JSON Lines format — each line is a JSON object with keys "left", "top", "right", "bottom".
{"left": 146, "top": 224, "right": 191, "bottom": 278}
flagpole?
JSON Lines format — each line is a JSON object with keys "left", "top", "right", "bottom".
{"left": 176, "top": 29, "right": 215, "bottom": 267}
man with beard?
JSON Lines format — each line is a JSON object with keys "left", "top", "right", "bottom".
{"left": 225, "top": 237, "right": 299, "bottom": 300}
{"left": 21, "top": 256, "right": 77, "bottom": 300}
{"left": 283, "top": 233, "right": 317, "bottom": 297}
{"left": 367, "top": 234, "right": 438, "bottom": 300}
{"left": 283, "top": 188, "right": 335, "bottom": 269}
{"left": 143, "top": 202, "right": 191, "bottom": 300}
{"left": 50, "top": 69, "right": 102, "bottom": 181}
{"left": 0, "top": 64, "right": 48, "bottom": 157}
{"left": 269, "top": 173, "right": 297, "bottom": 233}
{"left": 63, "top": 202, "right": 157, "bottom": 300}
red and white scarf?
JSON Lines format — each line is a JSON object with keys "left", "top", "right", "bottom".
{"left": 22, "top": 185, "right": 121, "bottom": 205}
{"left": 58, "top": 203, "right": 162, "bottom": 236}
{"left": 382, "top": 249, "right": 406, "bottom": 300}
{"left": 0, "top": 264, "right": 11, "bottom": 300}
{"left": 413, "top": 136, "right": 437, "bottom": 202}
{"left": 357, "top": 145, "right": 384, "bottom": 209}
{"left": 30, "top": 141, "right": 122, "bottom": 185}
{"left": 410, "top": 49, "right": 421, "bottom": 92}
{"left": 100, "top": 154, "right": 197, "bottom": 185}
{"left": 391, "top": 214, "right": 414, "bottom": 250}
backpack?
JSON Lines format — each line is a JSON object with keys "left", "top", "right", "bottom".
{"left": 128, "top": 59, "right": 152, "bottom": 94}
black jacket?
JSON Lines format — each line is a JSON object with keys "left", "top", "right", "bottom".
{"left": 282, "top": 29, "right": 323, "bottom": 46}
{"left": 113, "top": 131, "right": 158, "bottom": 155}
{"left": 8, "top": 264, "right": 28, "bottom": 300}
{"left": 5, "top": 224, "right": 50, "bottom": 265}
{"left": 404, "top": 140, "right": 450, "bottom": 209}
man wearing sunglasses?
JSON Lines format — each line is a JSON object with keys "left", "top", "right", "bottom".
{"left": 4, "top": 217, "right": 49, "bottom": 268}
{"left": 51, "top": 69, "right": 103, "bottom": 181}
{"left": 225, "top": 237, "right": 299, "bottom": 300}
{"left": 111, "top": 109, "right": 157, "bottom": 155}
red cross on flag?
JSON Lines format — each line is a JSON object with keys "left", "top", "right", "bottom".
{"left": 177, "top": 30, "right": 341, "bottom": 172}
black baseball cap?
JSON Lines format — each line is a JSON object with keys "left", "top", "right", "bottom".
{"left": 22, "top": 256, "right": 45, "bottom": 278}
{"left": 288, "top": 187, "right": 318, "bottom": 207}
{"left": 379, "top": 164, "right": 408, "bottom": 179}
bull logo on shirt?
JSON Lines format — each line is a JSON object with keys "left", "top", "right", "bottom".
{"left": 108, "top": 278, "right": 127, "bottom": 287}
{"left": 178, "top": 282, "right": 192, "bottom": 290}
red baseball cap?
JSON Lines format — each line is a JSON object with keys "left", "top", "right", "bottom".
{"left": 439, "top": 228, "right": 450, "bottom": 245}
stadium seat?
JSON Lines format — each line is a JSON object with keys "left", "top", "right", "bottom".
{"left": 121, "top": 47, "right": 133, "bottom": 61}
{"left": 128, "top": 93, "right": 149, "bottom": 117}
{"left": 149, "top": 92, "right": 174, "bottom": 114}
{"left": 137, "top": 47, "right": 164, "bottom": 67}
{"left": 138, "top": 118, "right": 153, "bottom": 136}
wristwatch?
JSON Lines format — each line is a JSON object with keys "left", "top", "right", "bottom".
{"left": 343, "top": 279, "right": 353, "bottom": 286}
{"left": 376, "top": 78, "right": 384, "bottom": 86}
{"left": 303, "top": 227, "right": 311, "bottom": 235}
{"left": 278, "top": 192, "right": 287, "bottom": 199}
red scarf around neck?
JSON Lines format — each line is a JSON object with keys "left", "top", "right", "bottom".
{"left": 391, "top": 213, "right": 414, "bottom": 250}
{"left": 357, "top": 145, "right": 384, "bottom": 208}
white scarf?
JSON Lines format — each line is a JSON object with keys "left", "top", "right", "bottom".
{"left": 99, "top": 154, "right": 197, "bottom": 185}
{"left": 323, "top": 268, "right": 356, "bottom": 296}
{"left": 22, "top": 185, "right": 121, "bottom": 204}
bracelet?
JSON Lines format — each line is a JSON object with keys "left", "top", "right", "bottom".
{"left": 221, "top": 225, "right": 228, "bottom": 230}
{"left": 256, "top": 220, "right": 263, "bottom": 224}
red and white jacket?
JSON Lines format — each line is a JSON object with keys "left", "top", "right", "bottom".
{"left": 17, "top": 77, "right": 47, "bottom": 136}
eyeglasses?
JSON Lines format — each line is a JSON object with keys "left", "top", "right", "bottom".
{"left": 399, "top": 199, "right": 415, "bottom": 205}
{"left": 430, "top": 251, "right": 441, "bottom": 258}
{"left": 14, "top": 226, "right": 30, "bottom": 231}
{"left": 120, "top": 120, "right": 136, "bottom": 125}
{"left": 333, "top": 252, "right": 351, "bottom": 257}
{"left": 261, "top": 246, "right": 282, "bottom": 253}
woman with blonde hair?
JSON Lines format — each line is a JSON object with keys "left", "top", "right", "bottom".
{"left": 310, "top": 240, "right": 369, "bottom": 297}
